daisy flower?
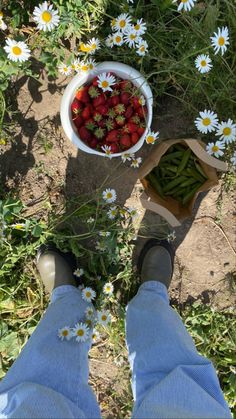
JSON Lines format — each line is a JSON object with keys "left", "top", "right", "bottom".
{"left": 172, "top": 0, "right": 197, "bottom": 12}
{"left": 107, "top": 206, "right": 117, "bottom": 219}
{"left": 103, "top": 282, "right": 114, "bottom": 296}
{"left": 72, "top": 322, "right": 89, "bottom": 342}
{"left": 97, "top": 310, "right": 111, "bottom": 326}
{"left": 195, "top": 54, "right": 212, "bottom": 74}
{"left": 71, "top": 58, "right": 81, "bottom": 72}
{"left": 115, "top": 13, "right": 132, "bottom": 33}
{"left": 0, "top": 12, "right": 7, "bottom": 30}
{"left": 11, "top": 223, "right": 26, "bottom": 230}
{"left": 4, "top": 39, "right": 30, "bottom": 63}
{"left": 145, "top": 130, "right": 159, "bottom": 145}
{"left": 210, "top": 27, "right": 229, "bottom": 56}
{"left": 215, "top": 119, "right": 236, "bottom": 144}
{"left": 131, "top": 157, "right": 142, "bottom": 168}
{"left": 194, "top": 110, "right": 218, "bottom": 134}
{"left": 133, "top": 19, "right": 147, "bottom": 36}
{"left": 33, "top": 2, "right": 59, "bottom": 31}
{"left": 74, "top": 268, "right": 84, "bottom": 278}
{"left": 206, "top": 141, "right": 225, "bottom": 158}
{"left": 127, "top": 207, "right": 139, "bottom": 219}
{"left": 78, "top": 284, "right": 84, "bottom": 291}
{"left": 121, "top": 153, "right": 135, "bottom": 163}
{"left": 92, "top": 329, "right": 100, "bottom": 343}
{"left": 99, "top": 231, "right": 111, "bottom": 237}
{"left": 80, "top": 59, "right": 97, "bottom": 73}
{"left": 113, "top": 32, "right": 124, "bottom": 47}
{"left": 58, "top": 326, "right": 72, "bottom": 341}
{"left": 111, "top": 18, "right": 117, "bottom": 31}
{"left": 87, "top": 37, "right": 101, "bottom": 54}
{"left": 167, "top": 231, "right": 176, "bottom": 242}
{"left": 85, "top": 306, "right": 95, "bottom": 319}
{"left": 87, "top": 217, "right": 95, "bottom": 224}
{"left": 230, "top": 151, "right": 236, "bottom": 166}
{"left": 58, "top": 63, "right": 72, "bottom": 76}
{"left": 102, "top": 188, "right": 117, "bottom": 203}
{"left": 82, "top": 287, "right": 96, "bottom": 302}
{"left": 136, "top": 39, "right": 148, "bottom": 56}
{"left": 105, "top": 34, "right": 114, "bottom": 48}
{"left": 139, "top": 95, "right": 146, "bottom": 106}
{"left": 95, "top": 241, "right": 106, "bottom": 252}
{"left": 97, "top": 73, "right": 116, "bottom": 92}
{"left": 124, "top": 28, "right": 140, "bottom": 48}
{"left": 101, "top": 144, "right": 112, "bottom": 157}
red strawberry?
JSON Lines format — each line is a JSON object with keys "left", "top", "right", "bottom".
{"left": 116, "top": 115, "right": 125, "bottom": 127}
{"left": 137, "top": 126, "right": 145, "bottom": 136}
{"left": 92, "top": 76, "right": 99, "bottom": 87}
{"left": 125, "top": 106, "right": 133, "bottom": 119}
{"left": 110, "top": 143, "right": 119, "bottom": 153}
{"left": 119, "top": 80, "right": 132, "bottom": 91}
{"left": 111, "top": 95, "right": 120, "bottom": 106}
{"left": 81, "top": 104, "right": 93, "bottom": 120}
{"left": 85, "top": 118, "right": 96, "bottom": 131}
{"left": 88, "top": 137, "right": 98, "bottom": 149}
{"left": 71, "top": 99, "right": 83, "bottom": 116}
{"left": 106, "top": 119, "right": 117, "bottom": 131}
{"left": 76, "top": 86, "right": 90, "bottom": 103}
{"left": 131, "top": 132, "right": 139, "bottom": 145}
{"left": 78, "top": 126, "right": 92, "bottom": 142}
{"left": 115, "top": 103, "right": 125, "bottom": 115}
{"left": 120, "top": 134, "right": 131, "bottom": 149}
{"left": 126, "top": 122, "right": 138, "bottom": 133}
{"left": 131, "top": 96, "right": 141, "bottom": 109}
{"left": 93, "top": 112, "right": 102, "bottom": 122}
{"left": 73, "top": 115, "right": 83, "bottom": 129}
{"left": 120, "top": 92, "right": 131, "bottom": 106}
{"left": 95, "top": 104, "right": 108, "bottom": 116}
{"left": 106, "top": 129, "right": 120, "bottom": 143}
{"left": 97, "top": 119, "right": 106, "bottom": 128}
{"left": 137, "top": 106, "right": 147, "bottom": 119}
{"left": 93, "top": 93, "right": 106, "bottom": 107}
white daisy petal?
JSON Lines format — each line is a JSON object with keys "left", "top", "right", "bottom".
{"left": 103, "top": 282, "right": 114, "bottom": 296}
{"left": 97, "top": 72, "right": 116, "bottom": 92}
{"left": 105, "top": 34, "right": 114, "bottom": 48}
{"left": 113, "top": 32, "right": 124, "bottom": 47}
{"left": 210, "top": 26, "right": 229, "bottom": 56}
{"left": 115, "top": 13, "right": 132, "bottom": 33}
{"left": 58, "top": 63, "right": 72, "bottom": 76}
{"left": 124, "top": 27, "right": 140, "bottom": 48}
{"left": 4, "top": 38, "right": 30, "bottom": 63}
{"left": 131, "top": 157, "right": 142, "bottom": 168}
{"left": 215, "top": 119, "right": 236, "bottom": 144}
{"left": 194, "top": 110, "right": 218, "bottom": 134}
{"left": 172, "top": 0, "right": 196, "bottom": 12}
{"left": 121, "top": 153, "right": 135, "bottom": 163}
{"left": 195, "top": 54, "right": 212, "bottom": 74}
{"left": 81, "top": 287, "right": 96, "bottom": 302}
{"left": 87, "top": 37, "right": 101, "bottom": 54}
{"left": 132, "top": 19, "right": 147, "bottom": 36}
{"left": 101, "top": 144, "right": 113, "bottom": 157}
{"left": 107, "top": 206, "right": 117, "bottom": 219}
{"left": 145, "top": 130, "right": 159, "bottom": 145}
{"left": 102, "top": 188, "right": 117, "bottom": 203}
{"left": 33, "top": 2, "right": 60, "bottom": 32}
{"left": 230, "top": 151, "right": 236, "bottom": 166}
{"left": 72, "top": 322, "right": 90, "bottom": 342}
{"left": 92, "top": 329, "right": 100, "bottom": 343}
{"left": 74, "top": 268, "right": 84, "bottom": 278}
{"left": 206, "top": 141, "right": 225, "bottom": 158}
{"left": 97, "top": 310, "right": 111, "bottom": 326}
{"left": 135, "top": 39, "right": 148, "bottom": 56}
{"left": 58, "top": 326, "right": 72, "bottom": 341}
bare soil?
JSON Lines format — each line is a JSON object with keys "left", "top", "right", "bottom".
{"left": 1, "top": 72, "right": 235, "bottom": 417}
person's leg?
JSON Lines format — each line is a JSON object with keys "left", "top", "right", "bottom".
{"left": 126, "top": 242, "right": 231, "bottom": 418}
{"left": 0, "top": 251, "right": 101, "bottom": 418}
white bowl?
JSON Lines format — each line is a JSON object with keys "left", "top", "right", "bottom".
{"left": 60, "top": 61, "right": 153, "bottom": 158}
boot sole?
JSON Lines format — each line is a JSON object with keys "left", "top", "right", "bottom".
{"left": 137, "top": 239, "right": 175, "bottom": 278}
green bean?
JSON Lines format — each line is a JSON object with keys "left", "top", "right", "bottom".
{"left": 173, "top": 144, "right": 186, "bottom": 152}
{"left": 186, "top": 168, "right": 205, "bottom": 183}
{"left": 160, "top": 151, "right": 184, "bottom": 163}
{"left": 182, "top": 183, "right": 201, "bottom": 205}
{"left": 147, "top": 173, "right": 165, "bottom": 199}
{"left": 179, "top": 178, "right": 198, "bottom": 188}
{"left": 177, "top": 148, "right": 192, "bottom": 175}
{"left": 163, "top": 175, "right": 187, "bottom": 192}
{"left": 194, "top": 161, "right": 208, "bottom": 179}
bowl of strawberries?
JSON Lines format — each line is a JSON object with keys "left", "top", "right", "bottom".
{"left": 60, "top": 61, "right": 153, "bottom": 157}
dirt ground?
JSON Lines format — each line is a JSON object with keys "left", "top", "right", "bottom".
{"left": 1, "top": 72, "right": 235, "bottom": 416}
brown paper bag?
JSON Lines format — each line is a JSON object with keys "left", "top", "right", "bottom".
{"left": 138, "top": 138, "right": 227, "bottom": 227}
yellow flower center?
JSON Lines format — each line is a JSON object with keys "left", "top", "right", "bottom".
{"left": 81, "top": 65, "right": 89, "bottom": 71}
{"left": 62, "top": 330, "right": 69, "bottom": 336}
{"left": 80, "top": 43, "right": 91, "bottom": 52}
{"left": 63, "top": 67, "right": 68, "bottom": 72}
{"left": 119, "top": 19, "right": 126, "bottom": 28}
{"left": 218, "top": 36, "right": 225, "bottom": 46}
{"left": 111, "top": 19, "right": 116, "bottom": 27}
{"left": 101, "top": 315, "right": 107, "bottom": 321}
{"left": 140, "top": 46, "right": 145, "bottom": 52}
{"left": 134, "top": 24, "right": 140, "bottom": 30}
{"left": 201, "top": 60, "right": 206, "bottom": 67}
{"left": 91, "top": 43, "right": 96, "bottom": 50}
{"left": 147, "top": 135, "right": 154, "bottom": 143}
{"left": 0, "top": 12, "right": 3, "bottom": 18}
{"left": 77, "top": 329, "right": 84, "bottom": 336}
{"left": 88, "top": 63, "right": 94, "bottom": 70}
{"left": 86, "top": 319, "right": 92, "bottom": 327}
{"left": 14, "top": 224, "right": 24, "bottom": 229}
{"left": 86, "top": 291, "right": 91, "bottom": 298}
{"left": 42, "top": 10, "right": 52, "bottom": 23}
{"left": 106, "top": 191, "right": 112, "bottom": 198}
{"left": 202, "top": 117, "right": 211, "bottom": 126}
{"left": 212, "top": 145, "right": 219, "bottom": 152}
{"left": 223, "top": 127, "right": 231, "bottom": 136}
{"left": 12, "top": 46, "right": 22, "bottom": 56}
{"left": 101, "top": 80, "right": 109, "bottom": 88}
{"left": 181, "top": 0, "right": 188, "bottom": 3}
{"left": 106, "top": 287, "right": 111, "bottom": 292}
{"left": 116, "top": 36, "right": 121, "bottom": 43}
{"left": 130, "top": 34, "right": 136, "bottom": 40}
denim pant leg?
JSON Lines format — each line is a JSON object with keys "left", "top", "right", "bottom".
{"left": 0, "top": 285, "right": 101, "bottom": 419}
{"left": 126, "top": 281, "right": 231, "bottom": 419}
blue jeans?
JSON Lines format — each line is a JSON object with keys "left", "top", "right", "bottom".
{"left": 0, "top": 282, "right": 231, "bottom": 418}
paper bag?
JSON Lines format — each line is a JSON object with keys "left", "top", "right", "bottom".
{"left": 138, "top": 138, "right": 227, "bottom": 227}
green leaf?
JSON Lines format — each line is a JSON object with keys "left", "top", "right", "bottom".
{"left": 32, "top": 225, "right": 43, "bottom": 237}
